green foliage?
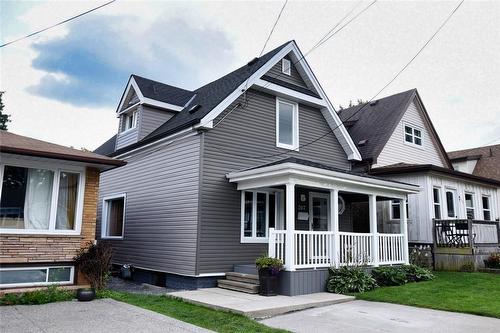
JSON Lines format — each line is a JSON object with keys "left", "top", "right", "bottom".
{"left": 409, "top": 245, "right": 432, "bottom": 268}
{"left": 460, "top": 262, "right": 476, "bottom": 272}
{"left": 400, "top": 264, "right": 434, "bottom": 282}
{"left": 485, "top": 253, "right": 500, "bottom": 269}
{"left": 0, "top": 91, "right": 10, "bottom": 130}
{"left": 0, "top": 285, "right": 74, "bottom": 306}
{"left": 255, "top": 255, "right": 283, "bottom": 272}
{"left": 74, "top": 241, "right": 113, "bottom": 290}
{"left": 327, "top": 266, "right": 377, "bottom": 294}
{"left": 372, "top": 266, "right": 408, "bottom": 286}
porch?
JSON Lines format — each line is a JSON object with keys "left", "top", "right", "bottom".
{"left": 228, "top": 158, "right": 419, "bottom": 273}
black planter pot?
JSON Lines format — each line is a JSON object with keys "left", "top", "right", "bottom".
{"left": 258, "top": 268, "right": 279, "bottom": 296}
{"left": 76, "top": 288, "right": 96, "bottom": 302}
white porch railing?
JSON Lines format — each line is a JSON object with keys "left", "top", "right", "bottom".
{"left": 378, "top": 233, "right": 405, "bottom": 265}
{"left": 269, "top": 228, "right": 407, "bottom": 270}
{"left": 339, "top": 232, "right": 372, "bottom": 265}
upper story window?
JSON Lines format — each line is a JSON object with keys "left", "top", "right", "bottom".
{"left": 281, "top": 58, "right": 291, "bottom": 76}
{"left": 121, "top": 110, "right": 138, "bottom": 132}
{"left": 404, "top": 124, "right": 422, "bottom": 147}
{"left": 276, "top": 98, "right": 299, "bottom": 150}
{"left": 0, "top": 162, "right": 84, "bottom": 235}
{"left": 102, "top": 194, "right": 125, "bottom": 239}
{"left": 482, "top": 195, "right": 491, "bottom": 220}
{"left": 464, "top": 193, "right": 475, "bottom": 219}
{"left": 433, "top": 187, "right": 442, "bottom": 219}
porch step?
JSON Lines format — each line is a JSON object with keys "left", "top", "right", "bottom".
{"left": 217, "top": 277, "right": 259, "bottom": 294}
{"left": 226, "top": 272, "right": 259, "bottom": 284}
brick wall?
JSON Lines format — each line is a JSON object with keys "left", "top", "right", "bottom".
{"left": 0, "top": 167, "right": 100, "bottom": 265}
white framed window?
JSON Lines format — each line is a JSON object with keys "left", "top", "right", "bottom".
{"left": 464, "top": 193, "right": 475, "bottom": 219}
{"left": 445, "top": 188, "right": 457, "bottom": 218}
{"left": 404, "top": 124, "right": 423, "bottom": 147}
{"left": 241, "top": 189, "right": 283, "bottom": 243}
{"left": 281, "top": 58, "right": 291, "bottom": 76}
{"left": 121, "top": 110, "right": 138, "bottom": 132}
{"left": 482, "top": 195, "right": 491, "bottom": 221}
{"left": 276, "top": 98, "right": 299, "bottom": 150}
{"left": 0, "top": 266, "right": 74, "bottom": 288}
{"left": 0, "top": 158, "right": 85, "bottom": 235}
{"left": 390, "top": 199, "right": 409, "bottom": 220}
{"left": 433, "top": 187, "right": 442, "bottom": 219}
{"left": 102, "top": 194, "right": 126, "bottom": 239}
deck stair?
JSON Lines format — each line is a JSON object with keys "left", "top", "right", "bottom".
{"left": 217, "top": 272, "right": 260, "bottom": 294}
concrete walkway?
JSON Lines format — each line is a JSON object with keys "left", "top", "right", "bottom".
{"left": 261, "top": 300, "right": 500, "bottom": 333}
{"left": 170, "top": 287, "right": 354, "bottom": 318}
{"left": 0, "top": 298, "right": 213, "bottom": 333}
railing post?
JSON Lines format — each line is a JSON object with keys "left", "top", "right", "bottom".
{"left": 268, "top": 228, "right": 276, "bottom": 258}
{"left": 330, "top": 189, "right": 340, "bottom": 268}
{"left": 401, "top": 198, "right": 409, "bottom": 264}
{"left": 369, "top": 194, "right": 379, "bottom": 267}
{"left": 285, "top": 182, "right": 296, "bottom": 271}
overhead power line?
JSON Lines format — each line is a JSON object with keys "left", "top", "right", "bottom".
{"left": 0, "top": 0, "right": 117, "bottom": 48}
{"left": 259, "top": 0, "right": 289, "bottom": 57}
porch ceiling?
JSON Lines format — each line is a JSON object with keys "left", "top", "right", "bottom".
{"left": 227, "top": 159, "right": 420, "bottom": 199}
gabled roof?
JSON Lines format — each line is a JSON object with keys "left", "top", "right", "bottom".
{"left": 132, "top": 75, "right": 195, "bottom": 107}
{"left": 448, "top": 144, "right": 500, "bottom": 182}
{"left": 338, "top": 89, "right": 452, "bottom": 168}
{"left": 1, "top": 131, "right": 125, "bottom": 169}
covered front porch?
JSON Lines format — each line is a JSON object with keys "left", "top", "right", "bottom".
{"left": 228, "top": 158, "right": 419, "bottom": 272}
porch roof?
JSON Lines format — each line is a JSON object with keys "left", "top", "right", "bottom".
{"left": 227, "top": 157, "right": 420, "bottom": 198}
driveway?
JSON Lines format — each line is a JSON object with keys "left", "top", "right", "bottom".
{"left": 0, "top": 298, "right": 213, "bottom": 333}
{"left": 261, "top": 300, "right": 500, "bottom": 333}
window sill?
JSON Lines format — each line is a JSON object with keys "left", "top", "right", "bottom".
{"left": 403, "top": 141, "right": 424, "bottom": 150}
{"left": 118, "top": 127, "right": 137, "bottom": 136}
{"left": 276, "top": 143, "right": 299, "bottom": 151}
{"left": 0, "top": 231, "right": 82, "bottom": 237}
{"left": 241, "top": 237, "right": 269, "bottom": 244}
{"left": 101, "top": 236, "right": 124, "bottom": 240}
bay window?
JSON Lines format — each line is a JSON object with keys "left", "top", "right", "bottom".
{"left": 276, "top": 98, "right": 299, "bottom": 150}
{"left": 464, "top": 193, "right": 475, "bottom": 219}
{"left": 241, "top": 190, "right": 283, "bottom": 242}
{"left": 433, "top": 187, "right": 442, "bottom": 219}
{"left": 0, "top": 161, "right": 84, "bottom": 234}
{"left": 482, "top": 196, "right": 491, "bottom": 221}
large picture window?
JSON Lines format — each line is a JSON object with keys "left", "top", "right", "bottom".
{"left": 0, "top": 162, "right": 83, "bottom": 234}
{"left": 276, "top": 98, "right": 299, "bottom": 150}
{"left": 102, "top": 195, "right": 126, "bottom": 239}
{"left": 241, "top": 190, "right": 283, "bottom": 243}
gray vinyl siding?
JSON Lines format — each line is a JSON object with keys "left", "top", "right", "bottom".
{"left": 197, "top": 89, "right": 351, "bottom": 274}
{"left": 115, "top": 127, "right": 138, "bottom": 150}
{"left": 267, "top": 56, "right": 308, "bottom": 88}
{"left": 97, "top": 134, "right": 201, "bottom": 276}
{"left": 138, "top": 105, "right": 177, "bottom": 141}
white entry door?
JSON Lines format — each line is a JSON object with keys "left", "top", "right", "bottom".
{"left": 309, "top": 192, "right": 330, "bottom": 231}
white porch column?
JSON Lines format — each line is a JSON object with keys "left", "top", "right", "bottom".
{"left": 285, "top": 182, "right": 296, "bottom": 271}
{"left": 369, "top": 194, "right": 379, "bottom": 266}
{"left": 330, "top": 189, "right": 340, "bottom": 268}
{"left": 400, "top": 198, "right": 410, "bottom": 264}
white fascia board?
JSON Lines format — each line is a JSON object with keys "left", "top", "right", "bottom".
{"left": 254, "top": 78, "right": 327, "bottom": 107}
{"left": 227, "top": 162, "right": 420, "bottom": 194}
{"left": 142, "top": 97, "right": 184, "bottom": 112}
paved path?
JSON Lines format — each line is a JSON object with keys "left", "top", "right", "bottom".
{"left": 261, "top": 300, "right": 500, "bottom": 333}
{"left": 0, "top": 298, "right": 213, "bottom": 333}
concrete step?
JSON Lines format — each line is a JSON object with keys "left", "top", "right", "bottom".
{"left": 217, "top": 279, "right": 259, "bottom": 294}
{"left": 225, "top": 272, "right": 259, "bottom": 284}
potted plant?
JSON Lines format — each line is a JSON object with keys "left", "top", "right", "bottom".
{"left": 74, "top": 241, "right": 113, "bottom": 301}
{"left": 255, "top": 255, "right": 283, "bottom": 296}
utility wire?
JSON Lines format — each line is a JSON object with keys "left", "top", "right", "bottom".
{"left": 259, "top": 0, "right": 289, "bottom": 57}
{"left": 212, "top": 0, "right": 465, "bottom": 160}
{"left": 0, "top": 0, "right": 117, "bottom": 48}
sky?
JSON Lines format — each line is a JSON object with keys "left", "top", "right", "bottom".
{"left": 0, "top": 0, "right": 499, "bottom": 151}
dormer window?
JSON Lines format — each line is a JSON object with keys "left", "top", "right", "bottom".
{"left": 281, "top": 58, "right": 291, "bottom": 76}
{"left": 404, "top": 124, "right": 422, "bottom": 147}
{"left": 121, "top": 110, "right": 138, "bottom": 132}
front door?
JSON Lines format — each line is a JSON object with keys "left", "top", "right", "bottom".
{"left": 309, "top": 192, "right": 330, "bottom": 231}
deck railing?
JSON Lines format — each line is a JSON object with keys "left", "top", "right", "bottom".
{"left": 339, "top": 232, "right": 372, "bottom": 265}
{"left": 378, "top": 233, "right": 405, "bottom": 264}
{"left": 433, "top": 219, "right": 500, "bottom": 248}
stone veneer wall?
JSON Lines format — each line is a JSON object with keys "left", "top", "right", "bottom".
{"left": 0, "top": 167, "right": 99, "bottom": 267}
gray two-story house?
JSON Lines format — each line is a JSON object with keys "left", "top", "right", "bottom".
{"left": 95, "top": 41, "right": 419, "bottom": 295}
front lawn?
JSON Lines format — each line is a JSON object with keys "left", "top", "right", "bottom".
{"left": 355, "top": 271, "right": 500, "bottom": 318}
{"left": 101, "top": 290, "right": 288, "bottom": 333}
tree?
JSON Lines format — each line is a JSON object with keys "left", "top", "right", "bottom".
{"left": 0, "top": 91, "right": 11, "bottom": 130}
{"left": 338, "top": 99, "right": 368, "bottom": 110}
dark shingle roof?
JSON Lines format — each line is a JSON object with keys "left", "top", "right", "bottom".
{"left": 95, "top": 41, "right": 292, "bottom": 156}
{"left": 132, "top": 75, "right": 195, "bottom": 107}
{"left": 338, "top": 89, "right": 416, "bottom": 163}
{"left": 448, "top": 144, "right": 500, "bottom": 182}
{"left": 94, "top": 134, "right": 117, "bottom": 156}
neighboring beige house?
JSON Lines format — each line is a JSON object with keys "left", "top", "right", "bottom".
{"left": 0, "top": 131, "right": 124, "bottom": 292}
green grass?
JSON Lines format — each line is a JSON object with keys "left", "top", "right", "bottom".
{"left": 101, "top": 290, "right": 288, "bottom": 333}
{"left": 0, "top": 286, "right": 75, "bottom": 306}
{"left": 355, "top": 271, "right": 500, "bottom": 318}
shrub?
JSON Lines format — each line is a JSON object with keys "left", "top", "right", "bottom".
{"left": 326, "top": 266, "right": 377, "bottom": 294}
{"left": 372, "top": 266, "right": 407, "bottom": 286}
{"left": 409, "top": 245, "right": 432, "bottom": 268}
{"left": 400, "top": 264, "right": 434, "bottom": 282}
{"left": 74, "top": 241, "right": 113, "bottom": 290}
{"left": 0, "top": 286, "right": 74, "bottom": 306}
{"left": 485, "top": 253, "right": 500, "bottom": 269}
{"left": 255, "top": 256, "right": 283, "bottom": 275}
{"left": 460, "top": 262, "right": 476, "bottom": 272}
